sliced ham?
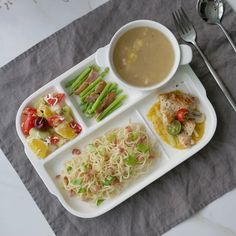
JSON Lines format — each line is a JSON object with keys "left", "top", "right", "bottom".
{"left": 95, "top": 80, "right": 107, "bottom": 94}
{"left": 85, "top": 80, "right": 107, "bottom": 103}
{"left": 85, "top": 81, "right": 107, "bottom": 103}
{"left": 96, "top": 92, "right": 116, "bottom": 114}
{"left": 85, "top": 92, "right": 99, "bottom": 103}
{"left": 74, "top": 69, "right": 99, "bottom": 95}
{"left": 86, "top": 70, "right": 99, "bottom": 83}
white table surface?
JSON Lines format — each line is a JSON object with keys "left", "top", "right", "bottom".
{"left": 0, "top": 0, "right": 236, "bottom": 235}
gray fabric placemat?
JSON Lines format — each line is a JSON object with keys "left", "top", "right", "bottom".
{"left": 1, "top": 0, "right": 236, "bottom": 235}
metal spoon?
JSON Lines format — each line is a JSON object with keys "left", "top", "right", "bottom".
{"left": 197, "top": 0, "right": 236, "bottom": 52}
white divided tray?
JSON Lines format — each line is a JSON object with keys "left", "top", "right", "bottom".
{"left": 16, "top": 52, "right": 217, "bottom": 218}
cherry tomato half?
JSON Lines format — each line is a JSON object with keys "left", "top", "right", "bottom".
{"left": 22, "top": 107, "right": 37, "bottom": 116}
{"left": 21, "top": 107, "right": 37, "bottom": 135}
{"left": 176, "top": 108, "right": 189, "bottom": 123}
{"left": 21, "top": 114, "right": 35, "bottom": 135}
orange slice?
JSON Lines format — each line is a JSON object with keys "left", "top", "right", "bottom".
{"left": 54, "top": 121, "right": 76, "bottom": 139}
{"left": 28, "top": 139, "right": 48, "bottom": 158}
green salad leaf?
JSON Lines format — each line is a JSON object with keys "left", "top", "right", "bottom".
{"left": 96, "top": 199, "right": 104, "bottom": 206}
{"left": 70, "top": 178, "right": 82, "bottom": 185}
{"left": 124, "top": 155, "right": 137, "bottom": 166}
{"left": 103, "top": 176, "right": 115, "bottom": 186}
{"left": 78, "top": 187, "right": 86, "bottom": 193}
{"left": 131, "top": 131, "right": 139, "bottom": 141}
{"left": 136, "top": 143, "right": 149, "bottom": 153}
{"left": 66, "top": 165, "right": 72, "bottom": 173}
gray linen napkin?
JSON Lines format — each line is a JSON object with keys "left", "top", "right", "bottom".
{"left": 0, "top": 0, "right": 236, "bottom": 235}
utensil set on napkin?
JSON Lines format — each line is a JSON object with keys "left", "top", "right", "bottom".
{"left": 173, "top": 0, "right": 236, "bottom": 111}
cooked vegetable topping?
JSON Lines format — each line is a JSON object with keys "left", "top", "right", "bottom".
{"left": 70, "top": 178, "right": 82, "bottom": 185}
{"left": 124, "top": 155, "right": 137, "bottom": 166}
{"left": 103, "top": 176, "right": 115, "bottom": 186}
{"left": 96, "top": 199, "right": 104, "bottom": 206}
{"left": 167, "top": 120, "right": 182, "bottom": 136}
{"left": 66, "top": 166, "right": 72, "bottom": 173}
{"left": 66, "top": 65, "right": 127, "bottom": 122}
{"left": 136, "top": 143, "right": 149, "bottom": 153}
{"left": 78, "top": 188, "right": 86, "bottom": 193}
{"left": 176, "top": 108, "right": 189, "bottom": 123}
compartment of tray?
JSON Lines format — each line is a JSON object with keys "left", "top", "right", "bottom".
{"left": 136, "top": 65, "right": 217, "bottom": 157}
{"left": 16, "top": 85, "right": 86, "bottom": 161}
{"left": 44, "top": 107, "right": 168, "bottom": 217}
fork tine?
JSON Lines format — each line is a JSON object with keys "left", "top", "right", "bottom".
{"left": 172, "top": 8, "right": 196, "bottom": 43}
{"left": 176, "top": 9, "right": 189, "bottom": 34}
{"left": 176, "top": 9, "right": 188, "bottom": 34}
{"left": 179, "top": 7, "right": 192, "bottom": 31}
{"left": 172, "top": 12, "right": 181, "bottom": 34}
{"left": 172, "top": 11, "right": 185, "bottom": 35}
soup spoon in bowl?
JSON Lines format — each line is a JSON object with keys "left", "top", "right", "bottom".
{"left": 197, "top": 0, "right": 236, "bottom": 53}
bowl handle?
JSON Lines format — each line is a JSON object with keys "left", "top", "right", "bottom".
{"left": 179, "top": 44, "right": 192, "bottom": 65}
{"left": 95, "top": 45, "right": 110, "bottom": 67}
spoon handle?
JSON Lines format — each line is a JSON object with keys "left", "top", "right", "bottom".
{"left": 192, "top": 41, "right": 236, "bottom": 112}
{"left": 218, "top": 23, "right": 236, "bottom": 53}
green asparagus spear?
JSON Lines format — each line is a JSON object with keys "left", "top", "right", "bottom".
{"left": 88, "top": 82, "right": 117, "bottom": 114}
{"left": 115, "top": 88, "right": 123, "bottom": 96}
{"left": 69, "top": 67, "right": 92, "bottom": 93}
{"left": 81, "top": 81, "right": 113, "bottom": 104}
{"left": 89, "top": 83, "right": 111, "bottom": 113}
{"left": 81, "top": 79, "right": 105, "bottom": 102}
{"left": 85, "top": 103, "right": 93, "bottom": 114}
{"left": 96, "top": 94, "right": 127, "bottom": 121}
{"left": 107, "top": 83, "right": 118, "bottom": 92}
{"left": 79, "top": 77, "right": 102, "bottom": 98}
{"left": 67, "top": 64, "right": 100, "bottom": 88}
{"left": 91, "top": 65, "right": 100, "bottom": 72}
{"left": 80, "top": 85, "right": 96, "bottom": 102}
{"left": 96, "top": 102, "right": 122, "bottom": 121}
{"left": 81, "top": 81, "right": 115, "bottom": 105}
{"left": 65, "top": 77, "right": 78, "bottom": 88}
{"left": 66, "top": 65, "right": 100, "bottom": 88}
{"left": 80, "top": 103, "right": 89, "bottom": 113}
{"left": 79, "top": 67, "right": 109, "bottom": 98}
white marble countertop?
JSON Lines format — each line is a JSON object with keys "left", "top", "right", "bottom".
{"left": 0, "top": 0, "right": 236, "bottom": 235}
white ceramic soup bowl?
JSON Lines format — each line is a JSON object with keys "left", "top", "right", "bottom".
{"left": 96, "top": 19, "right": 192, "bottom": 91}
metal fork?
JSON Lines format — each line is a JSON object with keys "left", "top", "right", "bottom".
{"left": 172, "top": 8, "right": 236, "bottom": 112}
